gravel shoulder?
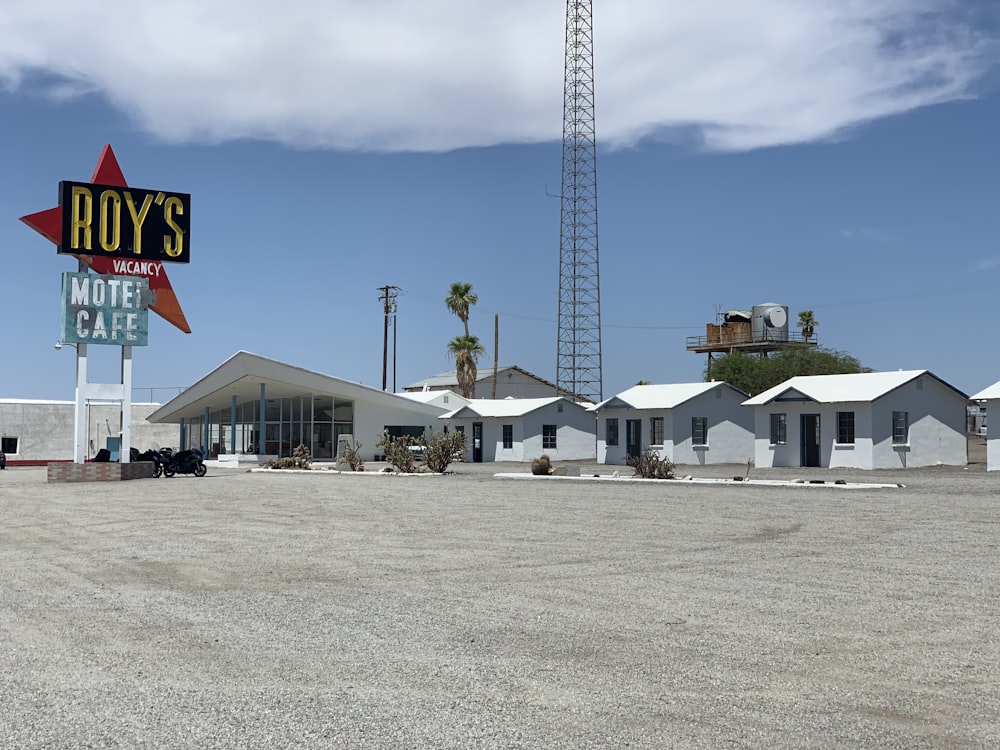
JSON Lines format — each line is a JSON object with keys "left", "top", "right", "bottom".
{"left": 1, "top": 461, "right": 997, "bottom": 748}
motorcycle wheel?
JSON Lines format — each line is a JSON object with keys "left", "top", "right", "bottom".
{"left": 163, "top": 464, "right": 177, "bottom": 477}
{"left": 194, "top": 462, "right": 207, "bottom": 477}
{"left": 153, "top": 464, "right": 163, "bottom": 478}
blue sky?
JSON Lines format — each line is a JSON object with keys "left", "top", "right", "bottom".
{"left": 2, "top": 1, "right": 999, "bottom": 401}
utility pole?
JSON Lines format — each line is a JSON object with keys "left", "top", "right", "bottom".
{"left": 377, "top": 285, "right": 400, "bottom": 391}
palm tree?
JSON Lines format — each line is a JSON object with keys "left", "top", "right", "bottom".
{"left": 448, "top": 335, "right": 486, "bottom": 398}
{"left": 797, "top": 310, "right": 818, "bottom": 341}
{"left": 445, "top": 282, "right": 478, "bottom": 337}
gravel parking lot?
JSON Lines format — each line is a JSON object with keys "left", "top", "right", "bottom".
{"left": 1, "top": 457, "right": 997, "bottom": 749}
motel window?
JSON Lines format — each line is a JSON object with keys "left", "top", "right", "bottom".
{"left": 692, "top": 417, "right": 708, "bottom": 446}
{"left": 650, "top": 417, "right": 664, "bottom": 445}
{"left": 837, "top": 411, "right": 855, "bottom": 444}
{"left": 606, "top": 418, "right": 619, "bottom": 447}
{"left": 892, "top": 411, "right": 909, "bottom": 445}
{"left": 542, "top": 424, "right": 557, "bottom": 450}
{"left": 1, "top": 436, "right": 18, "bottom": 454}
{"left": 769, "top": 413, "right": 787, "bottom": 445}
{"left": 502, "top": 424, "right": 513, "bottom": 449}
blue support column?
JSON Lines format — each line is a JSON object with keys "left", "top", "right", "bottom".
{"left": 180, "top": 418, "right": 186, "bottom": 451}
{"left": 259, "top": 383, "right": 266, "bottom": 456}
{"left": 204, "top": 407, "right": 211, "bottom": 455}
{"left": 231, "top": 394, "right": 238, "bottom": 455}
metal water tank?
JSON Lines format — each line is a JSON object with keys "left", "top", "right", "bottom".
{"left": 751, "top": 303, "right": 789, "bottom": 342}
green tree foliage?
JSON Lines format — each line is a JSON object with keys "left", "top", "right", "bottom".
{"left": 796, "top": 310, "right": 818, "bottom": 341}
{"left": 705, "top": 346, "right": 869, "bottom": 396}
{"left": 445, "top": 282, "right": 478, "bottom": 337}
{"left": 448, "top": 334, "right": 486, "bottom": 399}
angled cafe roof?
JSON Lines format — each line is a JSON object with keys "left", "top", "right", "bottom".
{"left": 592, "top": 382, "right": 746, "bottom": 411}
{"left": 440, "top": 396, "right": 588, "bottom": 420}
{"left": 743, "top": 370, "right": 968, "bottom": 406}
{"left": 147, "top": 351, "right": 447, "bottom": 423}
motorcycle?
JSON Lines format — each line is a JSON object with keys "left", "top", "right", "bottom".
{"left": 164, "top": 447, "right": 207, "bottom": 478}
{"left": 130, "top": 447, "right": 171, "bottom": 478}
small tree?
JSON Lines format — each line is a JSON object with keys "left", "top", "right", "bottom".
{"left": 797, "top": 310, "right": 818, "bottom": 341}
{"left": 626, "top": 447, "right": 675, "bottom": 479}
{"left": 423, "top": 431, "right": 467, "bottom": 473}
{"left": 448, "top": 335, "right": 486, "bottom": 399}
{"left": 445, "top": 282, "right": 478, "bottom": 338}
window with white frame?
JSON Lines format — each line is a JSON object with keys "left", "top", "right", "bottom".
{"left": 650, "top": 417, "right": 664, "bottom": 445}
{"left": 605, "top": 418, "right": 619, "bottom": 446}
{"left": 892, "top": 411, "right": 909, "bottom": 445}
{"left": 837, "top": 411, "right": 855, "bottom": 444}
{"left": 502, "top": 424, "right": 513, "bottom": 449}
{"left": 542, "top": 424, "right": 557, "bottom": 450}
{"left": 692, "top": 416, "right": 707, "bottom": 445}
{"left": 769, "top": 413, "right": 787, "bottom": 445}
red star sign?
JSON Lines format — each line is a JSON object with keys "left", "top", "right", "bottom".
{"left": 19, "top": 144, "right": 191, "bottom": 334}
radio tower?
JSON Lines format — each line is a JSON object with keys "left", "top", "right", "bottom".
{"left": 556, "top": 0, "right": 602, "bottom": 403}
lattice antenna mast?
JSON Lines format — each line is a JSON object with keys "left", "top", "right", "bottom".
{"left": 556, "top": 0, "right": 602, "bottom": 403}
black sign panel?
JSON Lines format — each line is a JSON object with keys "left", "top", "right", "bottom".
{"left": 58, "top": 181, "right": 191, "bottom": 264}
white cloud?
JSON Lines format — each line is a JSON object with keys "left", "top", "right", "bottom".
{"left": 0, "top": 0, "right": 995, "bottom": 152}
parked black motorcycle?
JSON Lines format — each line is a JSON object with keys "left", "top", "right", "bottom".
{"left": 163, "top": 447, "right": 207, "bottom": 478}
{"left": 130, "top": 447, "right": 171, "bottom": 478}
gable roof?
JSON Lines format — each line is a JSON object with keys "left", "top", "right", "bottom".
{"left": 970, "top": 380, "right": 1000, "bottom": 401}
{"left": 593, "top": 382, "right": 746, "bottom": 410}
{"left": 743, "top": 370, "right": 967, "bottom": 406}
{"left": 396, "top": 389, "right": 469, "bottom": 406}
{"left": 404, "top": 365, "right": 587, "bottom": 400}
{"left": 440, "top": 397, "right": 588, "bottom": 420}
{"left": 147, "top": 351, "right": 447, "bottom": 422}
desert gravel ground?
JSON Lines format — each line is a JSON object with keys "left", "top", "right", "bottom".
{"left": 0, "top": 456, "right": 997, "bottom": 749}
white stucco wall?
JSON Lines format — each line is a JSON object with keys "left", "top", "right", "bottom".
{"left": 356, "top": 401, "right": 443, "bottom": 461}
{"left": 0, "top": 401, "right": 178, "bottom": 462}
{"left": 596, "top": 389, "right": 753, "bottom": 466}
{"left": 983, "top": 399, "right": 1000, "bottom": 471}
{"left": 446, "top": 403, "right": 596, "bottom": 463}
{"left": 752, "top": 377, "right": 968, "bottom": 469}
{"left": 870, "top": 379, "right": 967, "bottom": 468}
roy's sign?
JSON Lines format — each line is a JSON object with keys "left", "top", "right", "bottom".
{"left": 60, "top": 272, "right": 151, "bottom": 346}
{"left": 59, "top": 181, "right": 191, "bottom": 264}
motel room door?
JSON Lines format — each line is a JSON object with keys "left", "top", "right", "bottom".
{"left": 625, "top": 419, "right": 642, "bottom": 461}
{"left": 801, "top": 414, "right": 821, "bottom": 467}
{"left": 472, "top": 422, "right": 483, "bottom": 463}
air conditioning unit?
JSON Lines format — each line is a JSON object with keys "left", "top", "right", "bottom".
{"left": 752, "top": 303, "right": 789, "bottom": 342}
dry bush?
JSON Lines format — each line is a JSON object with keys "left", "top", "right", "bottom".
{"left": 268, "top": 443, "right": 312, "bottom": 470}
{"left": 531, "top": 454, "right": 553, "bottom": 475}
{"left": 423, "top": 431, "right": 466, "bottom": 473}
{"left": 626, "top": 447, "right": 675, "bottom": 479}
{"left": 340, "top": 439, "right": 365, "bottom": 471}
{"left": 376, "top": 433, "right": 419, "bottom": 473}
